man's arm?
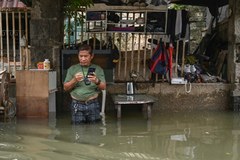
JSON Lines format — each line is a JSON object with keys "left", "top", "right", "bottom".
{"left": 64, "top": 71, "right": 84, "bottom": 91}
{"left": 63, "top": 77, "right": 77, "bottom": 91}
{"left": 95, "top": 78, "right": 106, "bottom": 90}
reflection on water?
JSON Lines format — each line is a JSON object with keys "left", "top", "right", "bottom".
{"left": 0, "top": 110, "right": 240, "bottom": 160}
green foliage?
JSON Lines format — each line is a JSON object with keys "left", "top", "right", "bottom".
{"left": 185, "top": 55, "right": 198, "bottom": 65}
{"left": 64, "top": 0, "right": 93, "bottom": 16}
{"left": 64, "top": 0, "right": 94, "bottom": 47}
{"left": 168, "top": 4, "right": 187, "bottom": 10}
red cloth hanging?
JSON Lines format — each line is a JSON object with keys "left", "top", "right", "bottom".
{"left": 168, "top": 43, "right": 174, "bottom": 79}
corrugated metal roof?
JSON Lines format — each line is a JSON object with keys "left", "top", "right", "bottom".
{"left": 0, "top": 0, "right": 26, "bottom": 9}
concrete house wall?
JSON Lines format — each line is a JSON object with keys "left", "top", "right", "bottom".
{"left": 29, "top": 0, "right": 239, "bottom": 112}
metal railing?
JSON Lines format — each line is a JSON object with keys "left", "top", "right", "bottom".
{"left": 0, "top": 9, "right": 30, "bottom": 77}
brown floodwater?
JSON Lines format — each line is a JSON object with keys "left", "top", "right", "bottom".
{"left": 0, "top": 108, "right": 239, "bottom": 160}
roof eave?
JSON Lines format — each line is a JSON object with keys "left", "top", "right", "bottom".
{"left": 170, "top": 0, "right": 228, "bottom": 7}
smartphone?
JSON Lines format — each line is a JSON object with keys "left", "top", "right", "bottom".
{"left": 87, "top": 67, "right": 96, "bottom": 76}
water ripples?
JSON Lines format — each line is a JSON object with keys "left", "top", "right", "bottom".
{"left": 0, "top": 152, "right": 33, "bottom": 160}
{"left": 0, "top": 143, "right": 24, "bottom": 151}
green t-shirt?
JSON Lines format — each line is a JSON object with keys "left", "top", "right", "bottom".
{"left": 64, "top": 63, "right": 105, "bottom": 101}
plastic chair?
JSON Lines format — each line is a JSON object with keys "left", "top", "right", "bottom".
{"left": 100, "top": 89, "right": 106, "bottom": 116}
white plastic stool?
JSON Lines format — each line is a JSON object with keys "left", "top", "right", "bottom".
{"left": 100, "top": 90, "right": 106, "bottom": 116}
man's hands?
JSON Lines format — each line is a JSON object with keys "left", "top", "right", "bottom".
{"left": 74, "top": 72, "right": 84, "bottom": 82}
{"left": 87, "top": 72, "right": 99, "bottom": 84}
{"left": 64, "top": 72, "right": 83, "bottom": 91}
{"left": 74, "top": 72, "right": 99, "bottom": 84}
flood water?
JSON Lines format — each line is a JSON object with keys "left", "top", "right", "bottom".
{"left": 0, "top": 109, "right": 240, "bottom": 160}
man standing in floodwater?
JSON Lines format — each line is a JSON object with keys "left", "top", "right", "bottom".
{"left": 64, "top": 44, "right": 106, "bottom": 124}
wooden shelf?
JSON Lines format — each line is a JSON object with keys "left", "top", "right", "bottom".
{"left": 16, "top": 70, "right": 57, "bottom": 118}
{"left": 86, "top": 8, "right": 167, "bottom": 34}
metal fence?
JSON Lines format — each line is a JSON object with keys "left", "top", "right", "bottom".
{"left": 63, "top": 10, "right": 170, "bottom": 82}
{"left": 0, "top": 9, "right": 30, "bottom": 78}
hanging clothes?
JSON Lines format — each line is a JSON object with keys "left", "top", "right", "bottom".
{"left": 175, "top": 10, "right": 182, "bottom": 38}
{"left": 167, "top": 9, "right": 189, "bottom": 42}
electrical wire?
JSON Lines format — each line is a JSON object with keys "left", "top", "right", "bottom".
{"left": 184, "top": 81, "right": 191, "bottom": 93}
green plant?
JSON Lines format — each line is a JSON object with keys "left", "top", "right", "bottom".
{"left": 168, "top": 4, "right": 187, "bottom": 10}
{"left": 64, "top": 0, "right": 94, "bottom": 47}
{"left": 64, "top": 0, "right": 93, "bottom": 20}
{"left": 185, "top": 54, "right": 198, "bottom": 65}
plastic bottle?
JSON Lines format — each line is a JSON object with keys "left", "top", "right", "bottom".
{"left": 43, "top": 59, "right": 50, "bottom": 70}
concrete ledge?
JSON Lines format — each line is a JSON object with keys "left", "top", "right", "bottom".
{"left": 10, "top": 82, "right": 232, "bottom": 112}
{"left": 107, "top": 83, "right": 232, "bottom": 111}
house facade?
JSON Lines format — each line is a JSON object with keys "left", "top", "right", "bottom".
{"left": 1, "top": 0, "right": 240, "bottom": 112}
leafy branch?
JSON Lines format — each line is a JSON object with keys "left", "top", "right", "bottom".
{"left": 63, "top": 0, "right": 94, "bottom": 47}
{"left": 64, "top": 0, "right": 93, "bottom": 18}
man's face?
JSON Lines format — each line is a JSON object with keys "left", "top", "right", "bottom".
{"left": 78, "top": 50, "right": 93, "bottom": 66}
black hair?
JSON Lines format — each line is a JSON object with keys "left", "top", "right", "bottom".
{"left": 78, "top": 44, "right": 93, "bottom": 55}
